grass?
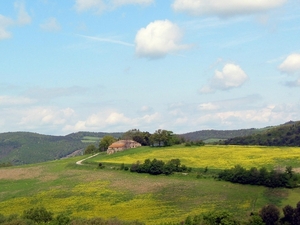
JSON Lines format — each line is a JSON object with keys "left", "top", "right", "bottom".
{"left": 1, "top": 145, "right": 300, "bottom": 224}
{"left": 81, "top": 136, "right": 100, "bottom": 143}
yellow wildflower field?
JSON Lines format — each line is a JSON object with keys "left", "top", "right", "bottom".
{"left": 97, "top": 145, "right": 300, "bottom": 169}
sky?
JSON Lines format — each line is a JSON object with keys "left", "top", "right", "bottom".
{"left": 1, "top": 0, "right": 300, "bottom": 136}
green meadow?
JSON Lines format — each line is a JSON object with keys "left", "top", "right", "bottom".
{"left": 1, "top": 145, "right": 300, "bottom": 224}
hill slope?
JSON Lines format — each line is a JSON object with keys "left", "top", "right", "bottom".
{"left": 0, "top": 131, "right": 122, "bottom": 165}
{"left": 1, "top": 147, "right": 300, "bottom": 224}
{"left": 180, "top": 128, "right": 260, "bottom": 142}
{"left": 224, "top": 121, "right": 300, "bottom": 146}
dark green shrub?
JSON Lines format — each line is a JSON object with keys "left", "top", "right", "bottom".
{"left": 259, "top": 204, "right": 280, "bottom": 225}
{"left": 54, "top": 213, "right": 71, "bottom": 225}
{"left": 22, "top": 207, "right": 53, "bottom": 223}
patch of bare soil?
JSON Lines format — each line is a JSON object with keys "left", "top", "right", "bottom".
{"left": 292, "top": 167, "right": 300, "bottom": 173}
{"left": 0, "top": 167, "right": 43, "bottom": 180}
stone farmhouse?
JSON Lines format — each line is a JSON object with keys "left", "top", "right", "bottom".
{"left": 107, "top": 140, "right": 141, "bottom": 154}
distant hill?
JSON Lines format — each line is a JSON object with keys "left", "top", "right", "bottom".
{"left": 180, "top": 128, "right": 262, "bottom": 142}
{"left": 223, "top": 121, "right": 300, "bottom": 146}
{"left": 0, "top": 131, "right": 122, "bottom": 165}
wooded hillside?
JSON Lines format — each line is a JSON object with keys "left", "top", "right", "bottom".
{"left": 224, "top": 121, "right": 300, "bottom": 146}
{"left": 180, "top": 128, "right": 260, "bottom": 142}
{"left": 0, "top": 131, "right": 122, "bottom": 165}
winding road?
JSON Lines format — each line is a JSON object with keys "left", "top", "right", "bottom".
{"left": 76, "top": 153, "right": 100, "bottom": 165}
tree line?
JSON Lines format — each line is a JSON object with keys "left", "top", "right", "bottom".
{"left": 129, "top": 158, "right": 191, "bottom": 175}
{"left": 84, "top": 128, "right": 200, "bottom": 154}
{"left": 218, "top": 165, "right": 300, "bottom": 188}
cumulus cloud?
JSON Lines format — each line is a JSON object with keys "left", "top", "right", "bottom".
{"left": 40, "top": 17, "right": 61, "bottom": 32}
{"left": 63, "top": 109, "right": 162, "bottom": 133}
{"left": 74, "top": 0, "right": 106, "bottom": 13}
{"left": 135, "top": 20, "right": 190, "bottom": 59}
{"left": 0, "top": 95, "right": 35, "bottom": 106}
{"left": 112, "top": 0, "right": 153, "bottom": 7}
{"left": 0, "top": 2, "right": 31, "bottom": 40}
{"left": 0, "top": 15, "right": 13, "bottom": 39}
{"left": 172, "top": 0, "right": 287, "bottom": 17}
{"left": 198, "top": 102, "right": 220, "bottom": 111}
{"left": 19, "top": 107, "right": 75, "bottom": 127}
{"left": 285, "top": 79, "right": 300, "bottom": 87}
{"left": 278, "top": 53, "right": 300, "bottom": 74}
{"left": 200, "top": 63, "right": 248, "bottom": 93}
{"left": 14, "top": 2, "right": 31, "bottom": 25}
{"left": 74, "top": 0, "right": 153, "bottom": 13}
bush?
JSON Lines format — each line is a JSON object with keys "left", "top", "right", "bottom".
{"left": 22, "top": 207, "right": 53, "bottom": 223}
{"left": 84, "top": 144, "right": 97, "bottom": 155}
{"left": 54, "top": 213, "right": 71, "bottom": 225}
{"left": 259, "top": 204, "right": 280, "bottom": 225}
{"left": 218, "top": 165, "right": 299, "bottom": 188}
{"left": 202, "top": 210, "right": 239, "bottom": 225}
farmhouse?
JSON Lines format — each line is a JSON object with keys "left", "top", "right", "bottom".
{"left": 107, "top": 140, "right": 141, "bottom": 154}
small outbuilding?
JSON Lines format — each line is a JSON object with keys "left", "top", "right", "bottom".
{"left": 107, "top": 140, "right": 141, "bottom": 154}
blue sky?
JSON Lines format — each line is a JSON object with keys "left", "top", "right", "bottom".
{"left": 1, "top": 0, "right": 300, "bottom": 135}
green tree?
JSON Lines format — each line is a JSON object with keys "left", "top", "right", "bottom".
{"left": 202, "top": 210, "right": 239, "bottom": 225}
{"left": 281, "top": 204, "right": 294, "bottom": 225}
{"left": 247, "top": 214, "right": 265, "bottom": 225}
{"left": 99, "top": 135, "right": 116, "bottom": 151}
{"left": 149, "top": 158, "right": 165, "bottom": 175}
{"left": 22, "top": 207, "right": 53, "bottom": 224}
{"left": 150, "top": 129, "right": 174, "bottom": 147}
{"left": 122, "top": 129, "right": 151, "bottom": 146}
{"left": 54, "top": 213, "right": 71, "bottom": 225}
{"left": 259, "top": 204, "right": 280, "bottom": 225}
{"left": 84, "top": 144, "right": 97, "bottom": 155}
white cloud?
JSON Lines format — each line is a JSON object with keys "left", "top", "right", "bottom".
{"left": 40, "top": 17, "right": 61, "bottom": 32}
{"left": 199, "top": 85, "right": 214, "bottom": 94}
{"left": 14, "top": 2, "right": 31, "bottom": 25}
{"left": 0, "top": 15, "right": 13, "bottom": 39}
{"left": 141, "top": 112, "right": 160, "bottom": 123}
{"left": 0, "top": 2, "right": 31, "bottom": 40}
{"left": 285, "top": 79, "right": 300, "bottom": 87}
{"left": 74, "top": 0, "right": 153, "bottom": 13}
{"left": 75, "top": 0, "right": 106, "bottom": 13}
{"left": 105, "top": 112, "right": 130, "bottom": 125}
{"left": 198, "top": 102, "right": 220, "bottom": 111}
{"left": 0, "top": 96, "right": 35, "bottom": 106}
{"left": 63, "top": 110, "right": 161, "bottom": 133}
{"left": 200, "top": 63, "right": 248, "bottom": 93}
{"left": 172, "top": 0, "right": 287, "bottom": 17}
{"left": 19, "top": 107, "right": 75, "bottom": 127}
{"left": 135, "top": 20, "right": 190, "bottom": 59}
{"left": 278, "top": 53, "right": 300, "bottom": 74}
{"left": 112, "top": 0, "right": 153, "bottom": 7}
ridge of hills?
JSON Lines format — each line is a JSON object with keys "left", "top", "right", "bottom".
{"left": 0, "top": 131, "right": 122, "bottom": 165}
{"left": 0, "top": 120, "right": 299, "bottom": 165}
{"left": 224, "top": 120, "right": 300, "bottom": 146}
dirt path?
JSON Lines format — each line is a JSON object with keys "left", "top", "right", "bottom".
{"left": 76, "top": 153, "right": 100, "bottom": 165}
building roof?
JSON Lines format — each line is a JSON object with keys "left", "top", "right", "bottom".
{"left": 109, "top": 142, "right": 126, "bottom": 148}
{"left": 108, "top": 140, "right": 140, "bottom": 149}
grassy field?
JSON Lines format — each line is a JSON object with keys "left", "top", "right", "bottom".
{"left": 81, "top": 136, "right": 101, "bottom": 143}
{"left": 1, "top": 145, "right": 300, "bottom": 224}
